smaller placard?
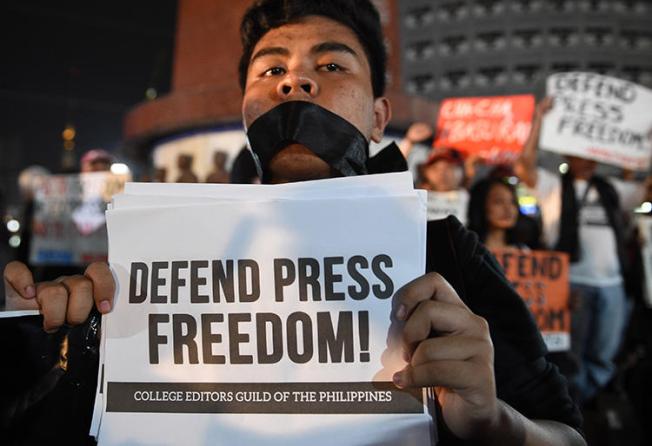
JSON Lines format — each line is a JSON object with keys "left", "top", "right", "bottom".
{"left": 30, "top": 172, "right": 129, "bottom": 266}
{"left": 425, "top": 191, "right": 468, "bottom": 225}
{"left": 492, "top": 249, "right": 571, "bottom": 352}
{"left": 434, "top": 95, "right": 535, "bottom": 164}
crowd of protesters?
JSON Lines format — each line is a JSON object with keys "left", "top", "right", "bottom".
{"left": 403, "top": 97, "right": 652, "bottom": 443}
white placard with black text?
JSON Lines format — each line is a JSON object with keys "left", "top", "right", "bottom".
{"left": 96, "top": 173, "right": 436, "bottom": 446}
{"left": 540, "top": 72, "right": 652, "bottom": 170}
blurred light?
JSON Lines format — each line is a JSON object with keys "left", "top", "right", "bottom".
{"left": 110, "top": 163, "right": 130, "bottom": 175}
{"left": 64, "top": 140, "right": 75, "bottom": 151}
{"left": 519, "top": 203, "right": 538, "bottom": 215}
{"left": 9, "top": 235, "right": 21, "bottom": 248}
{"left": 145, "top": 88, "right": 158, "bottom": 100}
{"left": 559, "top": 163, "right": 569, "bottom": 174}
{"left": 507, "top": 176, "right": 518, "bottom": 185}
{"left": 62, "top": 125, "right": 76, "bottom": 141}
{"left": 6, "top": 219, "right": 20, "bottom": 233}
{"left": 518, "top": 195, "right": 538, "bottom": 215}
{"left": 635, "top": 201, "right": 652, "bottom": 213}
{"left": 519, "top": 196, "right": 538, "bottom": 206}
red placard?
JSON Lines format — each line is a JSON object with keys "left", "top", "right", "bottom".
{"left": 434, "top": 95, "right": 535, "bottom": 164}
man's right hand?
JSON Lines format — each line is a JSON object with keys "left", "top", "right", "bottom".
{"left": 3, "top": 261, "right": 114, "bottom": 333}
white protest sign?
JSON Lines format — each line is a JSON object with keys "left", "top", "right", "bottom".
{"left": 0, "top": 310, "right": 40, "bottom": 318}
{"left": 122, "top": 171, "right": 414, "bottom": 199}
{"left": 112, "top": 171, "right": 416, "bottom": 209}
{"left": 425, "top": 190, "right": 469, "bottom": 225}
{"left": 540, "top": 72, "right": 652, "bottom": 170}
{"left": 30, "top": 172, "right": 129, "bottom": 265}
{"left": 97, "top": 174, "right": 436, "bottom": 446}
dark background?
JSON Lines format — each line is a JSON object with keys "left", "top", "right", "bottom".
{"left": 0, "top": 0, "right": 178, "bottom": 206}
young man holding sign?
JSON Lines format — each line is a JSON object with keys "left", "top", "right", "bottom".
{"left": 3, "top": 1, "right": 583, "bottom": 444}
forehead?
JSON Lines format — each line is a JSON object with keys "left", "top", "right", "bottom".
{"left": 428, "top": 160, "right": 455, "bottom": 170}
{"left": 250, "top": 15, "right": 368, "bottom": 61}
{"left": 488, "top": 182, "right": 512, "bottom": 196}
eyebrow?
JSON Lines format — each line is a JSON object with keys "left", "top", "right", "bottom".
{"left": 310, "top": 41, "right": 359, "bottom": 58}
{"left": 250, "top": 46, "right": 289, "bottom": 63}
{"left": 250, "top": 41, "right": 359, "bottom": 64}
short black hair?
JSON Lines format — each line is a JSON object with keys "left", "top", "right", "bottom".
{"left": 238, "top": 0, "right": 387, "bottom": 97}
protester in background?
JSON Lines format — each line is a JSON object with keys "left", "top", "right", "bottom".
{"left": 418, "top": 149, "right": 464, "bottom": 191}
{"left": 417, "top": 148, "right": 485, "bottom": 224}
{"left": 205, "top": 151, "right": 230, "bottom": 183}
{"left": 515, "top": 96, "right": 647, "bottom": 405}
{"left": 80, "top": 149, "right": 113, "bottom": 173}
{"left": 416, "top": 150, "right": 469, "bottom": 223}
{"left": 485, "top": 165, "right": 543, "bottom": 250}
{"left": 175, "top": 153, "right": 199, "bottom": 183}
{"left": 469, "top": 171, "right": 578, "bottom": 386}
{"left": 467, "top": 177, "right": 524, "bottom": 250}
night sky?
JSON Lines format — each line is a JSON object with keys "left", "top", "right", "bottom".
{"left": 0, "top": 0, "right": 177, "bottom": 205}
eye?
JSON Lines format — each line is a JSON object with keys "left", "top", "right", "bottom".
{"left": 263, "top": 66, "right": 286, "bottom": 76}
{"left": 320, "top": 63, "right": 343, "bottom": 72}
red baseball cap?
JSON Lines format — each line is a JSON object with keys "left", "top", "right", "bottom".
{"left": 424, "top": 148, "right": 462, "bottom": 166}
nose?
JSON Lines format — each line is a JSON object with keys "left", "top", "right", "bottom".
{"left": 276, "top": 73, "right": 318, "bottom": 98}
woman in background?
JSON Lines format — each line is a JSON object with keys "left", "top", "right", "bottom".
{"left": 467, "top": 176, "right": 539, "bottom": 250}
{"left": 469, "top": 174, "right": 578, "bottom": 387}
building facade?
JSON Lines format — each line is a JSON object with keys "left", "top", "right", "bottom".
{"left": 399, "top": 0, "right": 652, "bottom": 99}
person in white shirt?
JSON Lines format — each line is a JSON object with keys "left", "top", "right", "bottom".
{"left": 515, "top": 97, "right": 646, "bottom": 404}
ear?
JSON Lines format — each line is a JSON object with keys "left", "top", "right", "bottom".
{"left": 370, "top": 97, "right": 391, "bottom": 143}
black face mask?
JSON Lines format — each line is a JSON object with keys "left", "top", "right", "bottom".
{"left": 245, "top": 101, "right": 406, "bottom": 182}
